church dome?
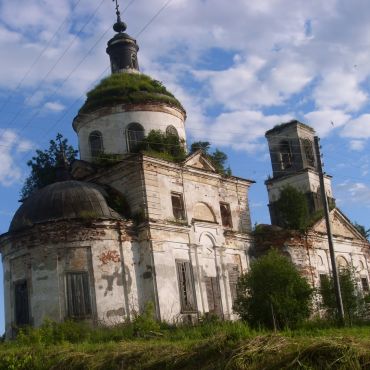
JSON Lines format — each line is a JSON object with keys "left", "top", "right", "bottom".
{"left": 9, "top": 181, "right": 120, "bottom": 232}
{"left": 77, "top": 73, "right": 185, "bottom": 116}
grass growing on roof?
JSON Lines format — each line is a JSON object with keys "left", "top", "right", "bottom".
{"left": 79, "top": 73, "right": 185, "bottom": 114}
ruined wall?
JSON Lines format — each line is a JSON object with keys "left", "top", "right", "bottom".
{"left": 0, "top": 219, "right": 143, "bottom": 338}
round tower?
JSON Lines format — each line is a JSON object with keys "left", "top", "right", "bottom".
{"left": 73, "top": 4, "right": 186, "bottom": 162}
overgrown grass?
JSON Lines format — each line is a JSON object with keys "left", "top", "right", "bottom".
{"left": 2, "top": 319, "right": 370, "bottom": 369}
{"left": 79, "top": 73, "right": 185, "bottom": 114}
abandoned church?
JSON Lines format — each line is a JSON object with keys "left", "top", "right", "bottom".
{"left": 0, "top": 8, "right": 369, "bottom": 338}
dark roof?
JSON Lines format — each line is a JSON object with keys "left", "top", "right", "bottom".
{"left": 265, "top": 120, "right": 315, "bottom": 136}
{"left": 77, "top": 73, "right": 185, "bottom": 115}
{"left": 9, "top": 181, "right": 120, "bottom": 233}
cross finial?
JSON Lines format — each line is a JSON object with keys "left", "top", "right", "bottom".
{"left": 112, "top": 0, "right": 127, "bottom": 33}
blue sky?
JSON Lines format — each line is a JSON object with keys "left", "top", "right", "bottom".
{"left": 0, "top": 0, "right": 369, "bottom": 334}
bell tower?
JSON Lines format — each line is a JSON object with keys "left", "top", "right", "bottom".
{"left": 265, "top": 120, "right": 335, "bottom": 226}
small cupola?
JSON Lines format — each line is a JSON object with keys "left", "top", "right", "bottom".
{"left": 106, "top": 0, "right": 139, "bottom": 73}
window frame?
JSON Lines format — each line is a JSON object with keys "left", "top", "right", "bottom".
{"left": 89, "top": 131, "right": 104, "bottom": 159}
{"left": 126, "top": 122, "right": 145, "bottom": 152}
{"left": 14, "top": 279, "right": 30, "bottom": 327}
{"left": 220, "top": 202, "right": 233, "bottom": 228}
{"left": 65, "top": 271, "right": 92, "bottom": 319}
{"left": 166, "top": 125, "right": 179, "bottom": 138}
{"left": 171, "top": 192, "right": 186, "bottom": 221}
{"left": 361, "top": 277, "right": 369, "bottom": 292}
{"left": 175, "top": 260, "right": 197, "bottom": 313}
{"left": 280, "top": 140, "right": 293, "bottom": 170}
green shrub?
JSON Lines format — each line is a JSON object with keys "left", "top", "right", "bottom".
{"left": 320, "top": 268, "right": 366, "bottom": 324}
{"left": 79, "top": 73, "right": 184, "bottom": 114}
{"left": 234, "top": 249, "right": 313, "bottom": 329}
{"left": 275, "top": 185, "right": 310, "bottom": 231}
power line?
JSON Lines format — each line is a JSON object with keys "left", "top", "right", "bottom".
{"left": 0, "top": 0, "right": 84, "bottom": 115}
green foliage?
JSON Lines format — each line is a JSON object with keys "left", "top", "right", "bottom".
{"left": 190, "top": 141, "right": 232, "bottom": 176}
{"left": 93, "top": 153, "right": 122, "bottom": 166}
{"left": 234, "top": 249, "right": 313, "bottom": 329}
{"left": 275, "top": 185, "right": 310, "bottom": 230}
{"left": 353, "top": 222, "right": 370, "bottom": 240}
{"left": 132, "top": 302, "right": 161, "bottom": 337}
{"left": 106, "top": 187, "right": 131, "bottom": 219}
{"left": 320, "top": 268, "right": 366, "bottom": 323}
{"left": 21, "top": 134, "right": 78, "bottom": 199}
{"left": 79, "top": 73, "right": 184, "bottom": 114}
{"left": 138, "top": 129, "right": 186, "bottom": 162}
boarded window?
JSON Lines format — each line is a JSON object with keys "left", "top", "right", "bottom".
{"left": 220, "top": 203, "right": 232, "bottom": 228}
{"left": 176, "top": 261, "right": 196, "bottom": 313}
{"left": 227, "top": 264, "right": 240, "bottom": 304}
{"left": 66, "top": 272, "right": 92, "bottom": 319}
{"left": 204, "top": 276, "right": 222, "bottom": 317}
{"left": 171, "top": 193, "right": 185, "bottom": 220}
{"left": 361, "top": 277, "right": 369, "bottom": 292}
{"left": 14, "top": 280, "right": 30, "bottom": 326}
{"left": 89, "top": 131, "right": 103, "bottom": 159}
{"left": 127, "top": 122, "right": 145, "bottom": 152}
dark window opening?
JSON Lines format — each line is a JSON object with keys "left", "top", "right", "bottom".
{"left": 319, "top": 274, "right": 328, "bottom": 288}
{"left": 171, "top": 192, "right": 185, "bottom": 220}
{"left": 303, "top": 139, "right": 315, "bottom": 167}
{"left": 14, "top": 280, "right": 30, "bottom": 326}
{"left": 361, "top": 277, "right": 369, "bottom": 292}
{"left": 205, "top": 276, "right": 222, "bottom": 317}
{"left": 166, "top": 125, "right": 178, "bottom": 137}
{"left": 127, "top": 122, "right": 145, "bottom": 152}
{"left": 280, "top": 140, "right": 293, "bottom": 169}
{"left": 89, "top": 131, "right": 103, "bottom": 159}
{"left": 227, "top": 264, "right": 240, "bottom": 305}
{"left": 176, "top": 261, "right": 196, "bottom": 313}
{"left": 220, "top": 203, "right": 232, "bottom": 228}
{"left": 66, "top": 272, "right": 92, "bottom": 319}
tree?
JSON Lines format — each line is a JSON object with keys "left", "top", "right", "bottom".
{"left": 234, "top": 249, "right": 312, "bottom": 329}
{"left": 320, "top": 268, "right": 365, "bottom": 323}
{"left": 21, "top": 134, "right": 78, "bottom": 199}
{"left": 190, "top": 141, "right": 231, "bottom": 176}
{"left": 275, "top": 185, "right": 309, "bottom": 231}
{"left": 353, "top": 222, "right": 370, "bottom": 241}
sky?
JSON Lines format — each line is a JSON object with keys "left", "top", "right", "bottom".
{"left": 0, "top": 0, "right": 369, "bottom": 333}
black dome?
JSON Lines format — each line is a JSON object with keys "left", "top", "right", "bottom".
{"left": 10, "top": 181, "right": 120, "bottom": 232}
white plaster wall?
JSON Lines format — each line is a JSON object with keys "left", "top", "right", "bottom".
{"left": 75, "top": 108, "right": 186, "bottom": 162}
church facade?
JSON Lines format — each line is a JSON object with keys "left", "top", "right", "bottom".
{"left": 1, "top": 10, "right": 369, "bottom": 339}
{"left": 0, "top": 9, "right": 253, "bottom": 338}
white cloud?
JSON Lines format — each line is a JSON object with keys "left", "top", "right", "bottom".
{"left": 336, "top": 180, "right": 370, "bottom": 209}
{"left": 341, "top": 114, "right": 370, "bottom": 139}
{"left": 313, "top": 71, "right": 367, "bottom": 112}
{"left": 349, "top": 140, "right": 366, "bottom": 151}
{"left": 44, "top": 101, "right": 65, "bottom": 112}
{"left": 0, "top": 130, "right": 33, "bottom": 186}
{"left": 304, "top": 109, "right": 350, "bottom": 137}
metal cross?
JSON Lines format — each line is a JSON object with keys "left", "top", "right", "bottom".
{"left": 113, "top": 0, "right": 120, "bottom": 15}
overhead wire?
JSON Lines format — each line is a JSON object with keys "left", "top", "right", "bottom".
{"left": 0, "top": 0, "right": 84, "bottom": 115}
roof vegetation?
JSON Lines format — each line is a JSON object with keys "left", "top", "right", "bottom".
{"left": 78, "top": 73, "right": 185, "bottom": 114}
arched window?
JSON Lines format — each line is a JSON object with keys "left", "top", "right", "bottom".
{"left": 127, "top": 122, "right": 144, "bottom": 152}
{"left": 280, "top": 140, "right": 292, "bottom": 169}
{"left": 89, "top": 131, "right": 103, "bottom": 159}
{"left": 166, "top": 125, "right": 178, "bottom": 137}
{"left": 302, "top": 139, "right": 315, "bottom": 167}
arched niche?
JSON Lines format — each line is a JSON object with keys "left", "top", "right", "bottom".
{"left": 199, "top": 232, "right": 216, "bottom": 247}
{"left": 193, "top": 202, "right": 216, "bottom": 223}
{"left": 336, "top": 255, "right": 349, "bottom": 270}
